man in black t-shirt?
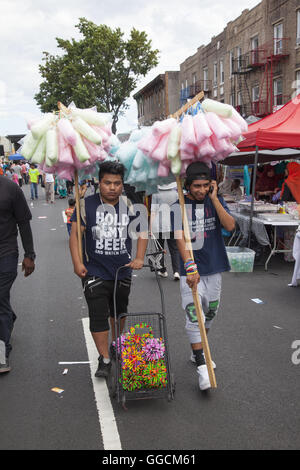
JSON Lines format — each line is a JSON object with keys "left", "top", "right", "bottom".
{"left": 0, "top": 175, "right": 36, "bottom": 373}
{"left": 69, "top": 162, "right": 148, "bottom": 379}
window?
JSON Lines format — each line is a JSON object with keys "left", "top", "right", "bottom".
{"left": 229, "top": 50, "right": 234, "bottom": 76}
{"left": 230, "top": 94, "right": 236, "bottom": 107}
{"left": 252, "top": 85, "right": 260, "bottom": 102}
{"left": 296, "top": 70, "right": 300, "bottom": 95}
{"left": 193, "top": 73, "right": 196, "bottom": 85}
{"left": 273, "top": 78, "right": 283, "bottom": 105}
{"left": 213, "top": 88, "right": 218, "bottom": 98}
{"left": 251, "top": 36, "right": 259, "bottom": 64}
{"left": 203, "top": 68, "right": 209, "bottom": 91}
{"left": 297, "top": 10, "right": 300, "bottom": 45}
{"left": 220, "top": 60, "right": 224, "bottom": 84}
{"left": 237, "top": 47, "right": 242, "bottom": 71}
{"left": 274, "top": 23, "right": 283, "bottom": 55}
{"left": 213, "top": 62, "right": 218, "bottom": 86}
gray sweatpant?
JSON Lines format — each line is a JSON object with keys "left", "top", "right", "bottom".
{"left": 180, "top": 273, "right": 222, "bottom": 344}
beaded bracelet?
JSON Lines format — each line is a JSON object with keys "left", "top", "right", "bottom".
{"left": 184, "top": 259, "right": 198, "bottom": 275}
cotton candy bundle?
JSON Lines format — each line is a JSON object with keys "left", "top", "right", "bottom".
{"left": 45, "top": 128, "right": 58, "bottom": 165}
{"left": 152, "top": 118, "right": 176, "bottom": 137}
{"left": 31, "top": 135, "right": 46, "bottom": 164}
{"left": 72, "top": 131, "right": 92, "bottom": 163}
{"left": 20, "top": 132, "right": 40, "bottom": 160}
{"left": 205, "top": 112, "right": 231, "bottom": 140}
{"left": 167, "top": 123, "right": 181, "bottom": 160}
{"left": 31, "top": 113, "right": 56, "bottom": 140}
{"left": 70, "top": 107, "right": 111, "bottom": 127}
{"left": 57, "top": 131, "right": 74, "bottom": 166}
{"left": 229, "top": 107, "right": 248, "bottom": 133}
{"left": 201, "top": 99, "right": 232, "bottom": 118}
{"left": 57, "top": 118, "right": 77, "bottom": 146}
{"left": 193, "top": 112, "right": 212, "bottom": 146}
{"left": 72, "top": 117, "right": 102, "bottom": 145}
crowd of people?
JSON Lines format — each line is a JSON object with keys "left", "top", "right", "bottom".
{"left": 1, "top": 157, "right": 299, "bottom": 393}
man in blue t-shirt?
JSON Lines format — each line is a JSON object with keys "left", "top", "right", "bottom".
{"left": 174, "top": 162, "right": 235, "bottom": 391}
{"left": 69, "top": 161, "right": 148, "bottom": 378}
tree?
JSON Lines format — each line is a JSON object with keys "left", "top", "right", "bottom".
{"left": 34, "top": 18, "right": 159, "bottom": 133}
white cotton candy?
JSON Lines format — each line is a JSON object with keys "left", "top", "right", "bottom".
{"left": 201, "top": 99, "right": 232, "bottom": 118}
{"left": 20, "top": 132, "right": 40, "bottom": 160}
{"left": 72, "top": 117, "right": 102, "bottom": 145}
{"left": 167, "top": 123, "right": 182, "bottom": 160}
{"left": 31, "top": 134, "right": 46, "bottom": 165}
{"left": 72, "top": 131, "right": 91, "bottom": 162}
{"left": 70, "top": 108, "right": 111, "bottom": 127}
{"left": 31, "top": 114, "right": 56, "bottom": 140}
{"left": 170, "top": 153, "right": 182, "bottom": 175}
{"left": 46, "top": 128, "right": 58, "bottom": 165}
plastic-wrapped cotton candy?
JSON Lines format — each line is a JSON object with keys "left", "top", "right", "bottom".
{"left": 45, "top": 128, "right": 58, "bottom": 165}
{"left": 57, "top": 131, "right": 74, "bottom": 166}
{"left": 132, "top": 149, "right": 148, "bottom": 171}
{"left": 180, "top": 144, "right": 195, "bottom": 161}
{"left": 193, "top": 112, "right": 212, "bottom": 146}
{"left": 198, "top": 138, "right": 216, "bottom": 158}
{"left": 31, "top": 113, "right": 56, "bottom": 140}
{"left": 167, "top": 123, "right": 181, "bottom": 160}
{"left": 181, "top": 115, "right": 198, "bottom": 148}
{"left": 210, "top": 134, "right": 230, "bottom": 154}
{"left": 170, "top": 154, "right": 181, "bottom": 175}
{"left": 151, "top": 133, "right": 169, "bottom": 162}
{"left": 31, "top": 134, "right": 46, "bottom": 165}
{"left": 70, "top": 108, "right": 111, "bottom": 127}
{"left": 56, "top": 165, "right": 74, "bottom": 181}
{"left": 115, "top": 141, "right": 138, "bottom": 172}
{"left": 148, "top": 161, "right": 159, "bottom": 180}
{"left": 72, "top": 131, "right": 91, "bottom": 162}
{"left": 201, "top": 99, "right": 232, "bottom": 118}
{"left": 137, "top": 131, "right": 162, "bottom": 157}
{"left": 72, "top": 117, "right": 102, "bottom": 145}
{"left": 229, "top": 107, "right": 248, "bottom": 133}
{"left": 157, "top": 161, "right": 170, "bottom": 178}
{"left": 152, "top": 118, "right": 176, "bottom": 137}
{"left": 57, "top": 118, "right": 77, "bottom": 146}
{"left": 20, "top": 132, "right": 40, "bottom": 160}
{"left": 220, "top": 117, "right": 242, "bottom": 141}
{"left": 205, "top": 112, "right": 231, "bottom": 140}
{"left": 81, "top": 136, "right": 104, "bottom": 164}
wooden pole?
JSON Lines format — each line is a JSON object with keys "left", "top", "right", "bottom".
{"left": 172, "top": 92, "right": 217, "bottom": 388}
{"left": 57, "top": 101, "right": 83, "bottom": 263}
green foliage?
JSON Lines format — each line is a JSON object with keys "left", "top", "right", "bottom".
{"left": 34, "top": 18, "right": 159, "bottom": 133}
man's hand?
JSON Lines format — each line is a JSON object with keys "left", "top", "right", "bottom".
{"left": 74, "top": 262, "right": 88, "bottom": 278}
{"left": 126, "top": 258, "right": 144, "bottom": 270}
{"left": 22, "top": 257, "right": 35, "bottom": 277}
{"left": 208, "top": 180, "right": 218, "bottom": 201}
{"left": 186, "top": 272, "right": 200, "bottom": 292}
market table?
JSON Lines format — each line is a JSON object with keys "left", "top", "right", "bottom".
{"left": 229, "top": 210, "right": 299, "bottom": 270}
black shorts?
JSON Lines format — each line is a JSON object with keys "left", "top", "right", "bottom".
{"left": 82, "top": 276, "right": 131, "bottom": 333}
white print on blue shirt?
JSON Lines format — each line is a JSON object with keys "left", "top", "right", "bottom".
{"left": 92, "top": 209, "right": 131, "bottom": 257}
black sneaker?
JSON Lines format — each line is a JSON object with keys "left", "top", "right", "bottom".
{"left": 0, "top": 359, "right": 11, "bottom": 374}
{"left": 95, "top": 356, "right": 111, "bottom": 378}
{"left": 110, "top": 342, "right": 116, "bottom": 361}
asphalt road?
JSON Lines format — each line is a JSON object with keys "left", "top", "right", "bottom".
{"left": 1, "top": 183, "right": 299, "bottom": 451}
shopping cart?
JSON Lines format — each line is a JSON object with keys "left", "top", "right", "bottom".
{"left": 109, "top": 265, "right": 175, "bottom": 408}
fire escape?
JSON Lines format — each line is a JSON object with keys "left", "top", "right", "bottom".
{"left": 232, "top": 38, "right": 290, "bottom": 118}
{"left": 180, "top": 80, "right": 212, "bottom": 105}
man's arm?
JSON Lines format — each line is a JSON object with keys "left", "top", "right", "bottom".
{"left": 209, "top": 181, "right": 235, "bottom": 232}
{"left": 18, "top": 221, "right": 35, "bottom": 277}
{"left": 69, "top": 222, "right": 88, "bottom": 278}
{"left": 127, "top": 233, "right": 148, "bottom": 270}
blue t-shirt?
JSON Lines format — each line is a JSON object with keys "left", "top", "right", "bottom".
{"left": 171, "top": 195, "right": 231, "bottom": 276}
{"left": 71, "top": 194, "right": 140, "bottom": 280}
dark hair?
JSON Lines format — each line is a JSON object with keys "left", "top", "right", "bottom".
{"left": 98, "top": 161, "right": 125, "bottom": 181}
{"left": 184, "top": 173, "right": 211, "bottom": 190}
{"left": 68, "top": 198, "right": 76, "bottom": 207}
{"left": 233, "top": 178, "right": 240, "bottom": 185}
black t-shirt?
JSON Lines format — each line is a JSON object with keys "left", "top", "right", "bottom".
{"left": 0, "top": 175, "right": 32, "bottom": 258}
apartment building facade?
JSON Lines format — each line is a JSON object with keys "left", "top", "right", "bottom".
{"left": 133, "top": 71, "right": 180, "bottom": 126}
{"left": 134, "top": 0, "right": 300, "bottom": 124}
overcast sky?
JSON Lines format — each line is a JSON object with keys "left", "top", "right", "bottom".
{"left": 0, "top": 0, "right": 261, "bottom": 136}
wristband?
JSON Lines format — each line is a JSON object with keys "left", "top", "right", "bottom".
{"left": 186, "top": 270, "right": 198, "bottom": 276}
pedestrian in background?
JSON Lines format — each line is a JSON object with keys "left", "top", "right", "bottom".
{"left": 43, "top": 172, "right": 55, "bottom": 204}
{"left": 65, "top": 198, "right": 75, "bottom": 236}
{"left": 0, "top": 174, "right": 36, "bottom": 373}
{"left": 28, "top": 164, "right": 39, "bottom": 200}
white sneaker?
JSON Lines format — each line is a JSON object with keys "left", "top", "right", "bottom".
{"left": 158, "top": 271, "right": 168, "bottom": 278}
{"left": 173, "top": 272, "right": 180, "bottom": 281}
{"left": 197, "top": 365, "right": 211, "bottom": 391}
{"left": 190, "top": 353, "right": 216, "bottom": 369}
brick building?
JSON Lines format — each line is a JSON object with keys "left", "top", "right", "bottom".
{"left": 134, "top": 0, "right": 300, "bottom": 123}
{"left": 133, "top": 71, "right": 180, "bottom": 126}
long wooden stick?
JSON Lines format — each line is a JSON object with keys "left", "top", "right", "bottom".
{"left": 172, "top": 93, "right": 217, "bottom": 388}
{"left": 74, "top": 170, "right": 83, "bottom": 263}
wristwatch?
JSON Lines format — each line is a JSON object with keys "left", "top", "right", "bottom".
{"left": 24, "top": 253, "right": 36, "bottom": 261}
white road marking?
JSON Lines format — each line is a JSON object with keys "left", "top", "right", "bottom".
{"left": 82, "top": 317, "right": 122, "bottom": 450}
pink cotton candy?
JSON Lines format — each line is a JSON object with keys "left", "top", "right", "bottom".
{"left": 102, "top": 123, "right": 112, "bottom": 137}
{"left": 56, "top": 165, "right": 75, "bottom": 181}
{"left": 220, "top": 117, "right": 242, "bottom": 141}
{"left": 91, "top": 126, "right": 109, "bottom": 147}
{"left": 198, "top": 138, "right": 216, "bottom": 158}
{"left": 181, "top": 115, "right": 197, "bottom": 147}
{"left": 71, "top": 148, "right": 91, "bottom": 169}
{"left": 157, "top": 161, "right": 170, "bottom": 177}
{"left": 180, "top": 144, "right": 195, "bottom": 161}
{"left": 193, "top": 112, "right": 212, "bottom": 146}
{"left": 57, "top": 118, "right": 77, "bottom": 146}
{"left": 205, "top": 112, "right": 231, "bottom": 140}
{"left": 81, "top": 136, "right": 103, "bottom": 163}
{"left": 39, "top": 162, "right": 57, "bottom": 174}
{"left": 57, "top": 130, "right": 74, "bottom": 165}
{"left": 152, "top": 118, "right": 176, "bottom": 137}
{"left": 138, "top": 132, "right": 161, "bottom": 156}
{"left": 210, "top": 134, "right": 230, "bottom": 154}
{"left": 149, "top": 133, "right": 169, "bottom": 162}
{"left": 180, "top": 160, "right": 192, "bottom": 177}
{"left": 230, "top": 107, "right": 248, "bottom": 133}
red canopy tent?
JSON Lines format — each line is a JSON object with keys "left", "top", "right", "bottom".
{"left": 238, "top": 94, "right": 300, "bottom": 151}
